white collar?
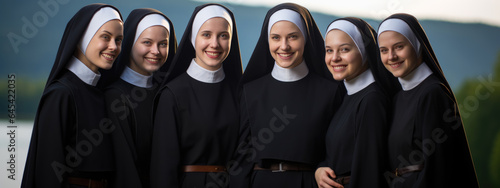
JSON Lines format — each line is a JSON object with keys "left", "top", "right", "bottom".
{"left": 186, "top": 59, "right": 225, "bottom": 83}
{"left": 344, "top": 69, "right": 376, "bottom": 95}
{"left": 399, "top": 62, "right": 433, "bottom": 91}
{"left": 120, "top": 66, "right": 153, "bottom": 88}
{"left": 271, "top": 60, "right": 309, "bottom": 82}
{"left": 66, "top": 56, "right": 101, "bottom": 86}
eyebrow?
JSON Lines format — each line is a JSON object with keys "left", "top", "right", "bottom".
{"left": 102, "top": 30, "right": 123, "bottom": 38}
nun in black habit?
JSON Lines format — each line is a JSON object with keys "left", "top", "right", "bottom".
{"left": 21, "top": 4, "right": 123, "bottom": 188}
{"left": 150, "top": 3, "right": 242, "bottom": 188}
{"left": 315, "top": 17, "right": 398, "bottom": 188}
{"left": 103, "top": 8, "right": 177, "bottom": 188}
{"left": 229, "top": 3, "right": 343, "bottom": 188}
{"left": 377, "top": 13, "right": 479, "bottom": 187}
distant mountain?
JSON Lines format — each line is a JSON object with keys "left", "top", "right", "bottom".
{"left": 1, "top": 0, "right": 500, "bottom": 89}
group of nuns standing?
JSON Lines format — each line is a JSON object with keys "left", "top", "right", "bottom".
{"left": 21, "top": 2, "right": 479, "bottom": 188}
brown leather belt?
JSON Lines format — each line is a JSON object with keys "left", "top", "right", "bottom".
{"left": 182, "top": 165, "right": 227, "bottom": 172}
{"left": 67, "top": 177, "right": 108, "bottom": 188}
{"left": 395, "top": 164, "right": 424, "bottom": 176}
{"left": 333, "top": 176, "right": 350, "bottom": 185}
{"left": 253, "top": 162, "right": 314, "bottom": 172}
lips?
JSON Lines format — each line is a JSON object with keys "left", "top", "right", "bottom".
{"left": 206, "top": 51, "right": 221, "bottom": 58}
{"left": 145, "top": 57, "right": 160, "bottom": 64}
{"left": 389, "top": 61, "right": 404, "bottom": 68}
{"left": 102, "top": 53, "right": 115, "bottom": 61}
{"left": 278, "top": 52, "right": 293, "bottom": 59}
{"left": 332, "top": 65, "right": 347, "bottom": 72}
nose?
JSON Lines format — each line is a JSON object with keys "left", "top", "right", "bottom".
{"left": 209, "top": 36, "right": 220, "bottom": 48}
{"left": 331, "top": 51, "right": 341, "bottom": 63}
{"left": 151, "top": 45, "right": 160, "bottom": 55}
{"left": 280, "top": 39, "right": 290, "bottom": 51}
{"left": 108, "top": 39, "right": 118, "bottom": 51}
{"left": 389, "top": 49, "right": 398, "bottom": 61}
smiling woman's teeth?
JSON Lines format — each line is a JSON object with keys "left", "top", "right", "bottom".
{"left": 279, "top": 53, "right": 291, "bottom": 57}
{"left": 333, "top": 65, "right": 346, "bottom": 70}
{"left": 390, "top": 62, "right": 403, "bottom": 68}
{"left": 147, "top": 58, "right": 159, "bottom": 62}
{"left": 102, "top": 54, "right": 114, "bottom": 59}
{"left": 207, "top": 52, "right": 220, "bottom": 56}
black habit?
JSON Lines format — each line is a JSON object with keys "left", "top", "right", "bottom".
{"left": 150, "top": 3, "right": 242, "bottom": 188}
{"left": 379, "top": 14, "right": 479, "bottom": 187}
{"left": 230, "top": 3, "right": 343, "bottom": 188}
{"left": 318, "top": 17, "right": 396, "bottom": 188}
{"left": 103, "top": 8, "right": 177, "bottom": 188}
{"left": 21, "top": 4, "right": 122, "bottom": 187}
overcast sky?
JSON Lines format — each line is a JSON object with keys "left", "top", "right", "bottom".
{"left": 198, "top": 0, "right": 500, "bottom": 27}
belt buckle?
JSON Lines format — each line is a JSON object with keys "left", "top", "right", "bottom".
{"left": 272, "top": 162, "right": 286, "bottom": 172}
{"left": 394, "top": 168, "right": 399, "bottom": 177}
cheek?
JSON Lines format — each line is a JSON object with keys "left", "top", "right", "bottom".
{"left": 133, "top": 45, "right": 147, "bottom": 58}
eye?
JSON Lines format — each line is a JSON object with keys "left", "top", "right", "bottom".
{"left": 289, "top": 35, "right": 298, "bottom": 39}
{"left": 270, "top": 35, "right": 280, "bottom": 40}
{"left": 220, "top": 33, "right": 230, "bottom": 39}
{"left": 380, "top": 48, "right": 388, "bottom": 54}
{"left": 115, "top": 38, "right": 122, "bottom": 45}
{"left": 159, "top": 42, "right": 168, "bottom": 47}
{"left": 325, "top": 48, "right": 333, "bottom": 53}
{"left": 340, "top": 47, "right": 350, "bottom": 52}
{"left": 201, "top": 33, "right": 210, "bottom": 38}
{"left": 396, "top": 45, "right": 404, "bottom": 50}
{"left": 101, "top": 35, "right": 110, "bottom": 41}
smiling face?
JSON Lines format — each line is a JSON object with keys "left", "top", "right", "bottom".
{"left": 325, "top": 29, "right": 367, "bottom": 81}
{"left": 130, "top": 26, "right": 170, "bottom": 76}
{"left": 194, "top": 17, "right": 232, "bottom": 71}
{"left": 268, "top": 21, "right": 305, "bottom": 69}
{"left": 79, "top": 19, "right": 124, "bottom": 73}
{"left": 378, "top": 31, "right": 422, "bottom": 78}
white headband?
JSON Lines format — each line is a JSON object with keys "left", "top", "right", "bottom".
{"left": 268, "top": 9, "right": 306, "bottom": 41}
{"left": 79, "top": 7, "right": 122, "bottom": 55}
{"left": 190, "top": 5, "right": 233, "bottom": 48}
{"left": 378, "top": 18, "right": 421, "bottom": 55}
{"left": 326, "top": 20, "right": 367, "bottom": 63}
{"left": 134, "top": 14, "right": 171, "bottom": 44}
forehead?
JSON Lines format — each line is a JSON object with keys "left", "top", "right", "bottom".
{"left": 326, "top": 29, "right": 354, "bottom": 44}
{"left": 199, "top": 17, "right": 230, "bottom": 31}
{"left": 378, "top": 31, "right": 408, "bottom": 44}
{"left": 270, "top": 20, "right": 300, "bottom": 33}
{"left": 141, "top": 26, "right": 169, "bottom": 35}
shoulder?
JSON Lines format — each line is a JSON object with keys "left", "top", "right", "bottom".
{"left": 419, "top": 80, "right": 452, "bottom": 101}
{"left": 243, "top": 74, "right": 272, "bottom": 90}
{"left": 104, "top": 81, "right": 127, "bottom": 97}
{"left": 164, "top": 73, "right": 191, "bottom": 91}
{"left": 43, "top": 81, "right": 73, "bottom": 99}
{"left": 39, "top": 81, "right": 76, "bottom": 109}
{"left": 359, "top": 84, "right": 390, "bottom": 109}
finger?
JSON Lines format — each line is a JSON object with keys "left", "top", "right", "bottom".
{"left": 325, "top": 168, "right": 336, "bottom": 179}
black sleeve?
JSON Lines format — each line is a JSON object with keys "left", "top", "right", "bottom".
{"left": 22, "top": 83, "right": 75, "bottom": 188}
{"left": 414, "top": 84, "right": 478, "bottom": 188}
{"left": 104, "top": 88, "right": 143, "bottom": 188}
{"left": 229, "top": 88, "right": 254, "bottom": 188}
{"left": 150, "top": 88, "right": 181, "bottom": 188}
{"left": 349, "top": 91, "right": 389, "bottom": 188}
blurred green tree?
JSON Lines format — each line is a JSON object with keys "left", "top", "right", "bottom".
{"left": 456, "top": 52, "right": 500, "bottom": 187}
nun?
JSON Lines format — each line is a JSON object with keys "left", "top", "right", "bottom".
{"left": 21, "top": 4, "right": 123, "bottom": 187}
{"left": 315, "top": 17, "right": 398, "bottom": 188}
{"left": 230, "top": 3, "right": 343, "bottom": 188}
{"left": 377, "top": 13, "right": 479, "bottom": 187}
{"left": 103, "top": 8, "right": 177, "bottom": 188}
{"left": 150, "top": 3, "right": 242, "bottom": 188}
